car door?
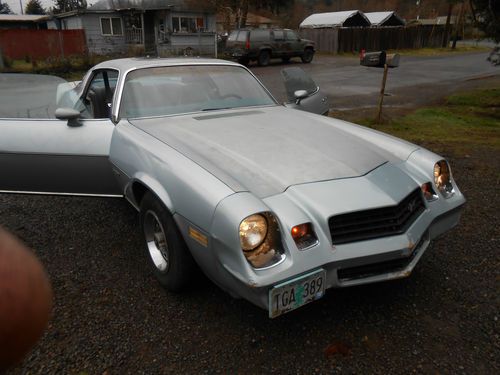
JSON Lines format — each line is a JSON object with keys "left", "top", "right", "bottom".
{"left": 0, "top": 69, "right": 122, "bottom": 196}
{"left": 284, "top": 30, "right": 302, "bottom": 55}
{"left": 281, "top": 67, "right": 329, "bottom": 115}
{"left": 272, "top": 29, "right": 286, "bottom": 57}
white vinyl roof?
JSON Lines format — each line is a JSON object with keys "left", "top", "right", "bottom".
{"left": 299, "top": 10, "right": 369, "bottom": 28}
{"left": 365, "top": 11, "right": 405, "bottom": 26}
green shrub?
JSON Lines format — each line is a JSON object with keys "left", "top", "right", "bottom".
{"left": 0, "top": 51, "right": 12, "bottom": 69}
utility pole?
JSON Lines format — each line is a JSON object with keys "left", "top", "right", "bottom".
{"left": 19, "top": 0, "right": 23, "bottom": 15}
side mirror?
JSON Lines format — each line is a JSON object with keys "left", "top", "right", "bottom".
{"left": 55, "top": 107, "right": 82, "bottom": 127}
{"left": 294, "top": 89, "right": 309, "bottom": 105}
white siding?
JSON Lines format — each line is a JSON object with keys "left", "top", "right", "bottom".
{"left": 82, "top": 13, "right": 127, "bottom": 55}
{"left": 158, "top": 33, "right": 216, "bottom": 57}
{"left": 46, "top": 20, "right": 58, "bottom": 30}
{"left": 63, "top": 16, "right": 83, "bottom": 29}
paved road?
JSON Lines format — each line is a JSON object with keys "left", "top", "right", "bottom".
{"left": 0, "top": 74, "right": 65, "bottom": 118}
{"left": 252, "top": 52, "right": 499, "bottom": 110}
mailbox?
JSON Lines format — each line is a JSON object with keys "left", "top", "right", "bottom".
{"left": 386, "top": 53, "right": 400, "bottom": 68}
{"left": 360, "top": 51, "right": 386, "bottom": 67}
{"left": 360, "top": 51, "right": 400, "bottom": 68}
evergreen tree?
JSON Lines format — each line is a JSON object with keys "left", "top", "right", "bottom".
{"left": 53, "top": 0, "right": 88, "bottom": 14}
{"left": 0, "top": 1, "right": 13, "bottom": 14}
{"left": 25, "top": 0, "right": 46, "bottom": 15}
{"left": 471, "top": 0, "right": 500, "bottom": 42}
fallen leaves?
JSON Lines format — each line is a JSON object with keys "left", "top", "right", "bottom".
{"left": 324, "top": 341, "right": 352, "bottom": 358}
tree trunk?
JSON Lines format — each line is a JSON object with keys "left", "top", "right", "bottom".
{"left": 442, "top": 3, "right": 454, "bottom": 48}
{"left": 452, "top": 2, "right": 465, "bottom": 49}
{"left": 240, "top": 0, "right": 249, "bottom": 28}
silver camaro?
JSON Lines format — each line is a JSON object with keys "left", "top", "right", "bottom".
{"left": 0, "top": 58, "right": 465, "bottom": 318}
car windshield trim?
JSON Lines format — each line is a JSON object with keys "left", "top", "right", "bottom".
{"left": 118, "top": 64, "right": 278, "bottom": 120}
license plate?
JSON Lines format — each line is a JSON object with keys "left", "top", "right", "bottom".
{"left": 269, "top": 269, "right": 326, "bottom": 318}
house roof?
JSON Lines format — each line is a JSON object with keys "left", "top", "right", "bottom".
{"left": 216, "top": 12, "right": 278, "bottom": 26}
{"left": 55, "top": 0, "right": 209, "bottom": 18}
{"left": 411, "top": 16, "right": 457, "bottom": 26}
{"left": 299, "top": 10, "right": 371, "bottom": 28}
{"left": 88, "top": 0, "right": 193, "bottom": 11}
{"left": 364, "top": 11, "right": 405, "bottom": 26}
{"left": 246, "top": 13, "right": 277, "bottom": 25}
{"left": 436, "top": 16, "right": 457, "bottom": 25}
{"left": 0, "top": 14, "right": 49, "bottom": 22}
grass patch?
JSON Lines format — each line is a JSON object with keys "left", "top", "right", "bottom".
{"left": 332, "top": 46, "right": 488, "bottom": 58}
{"left": 0, "top": 55, "right": 111, "bottom": 80}
{"left": 386, "top": 46, "right": 489, "bottom": 56}
{"left": 360, "top": 87, "right": 500, "bottom": 153}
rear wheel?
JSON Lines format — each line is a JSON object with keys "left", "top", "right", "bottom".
{"left": 301, "top": 48, "right": 314, "bottom": 63}
{"left": 258, "top": 50, "right": 271, "bottom": 66}
{"left": 140, "top": 192, "right": 196, "bottom": 292}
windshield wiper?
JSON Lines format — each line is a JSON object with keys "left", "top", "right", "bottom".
{"left": 201, "top": 107, "right": 232, "bottom": 111}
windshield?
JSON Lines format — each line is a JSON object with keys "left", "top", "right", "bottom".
{"left": 119, "top": 65, "right": 276, "bottom": 118}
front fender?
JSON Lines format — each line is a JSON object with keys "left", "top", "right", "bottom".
{"left": 125, "top": 173, "right": 174, "bottom": 213}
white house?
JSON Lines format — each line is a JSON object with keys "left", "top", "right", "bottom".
{"left": 48, "top": 0, "right": 217, "bottom": 56}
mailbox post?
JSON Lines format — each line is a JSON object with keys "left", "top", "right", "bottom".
{"left": 360, "top": 50, "right": 400, "bottom": 123}
{"left": 376, "top": 64, "right": 389, "bottom": 124}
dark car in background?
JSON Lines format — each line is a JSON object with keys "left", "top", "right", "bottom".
{"left": 224, "top": 28, "right": 315, "bottom": 66}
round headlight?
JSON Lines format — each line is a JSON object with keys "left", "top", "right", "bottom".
{"left": 434, "top": 160, "right": 454, "bottom": 198}
{"left": 239, "top": 214, "right": 268, "bottom": 251}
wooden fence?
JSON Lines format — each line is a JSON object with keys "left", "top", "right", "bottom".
{"left": 300, "top": 26, "right": 448, "bottom": 53}
{"left": 0, "top": 29, "right": 87, "bottom": 60}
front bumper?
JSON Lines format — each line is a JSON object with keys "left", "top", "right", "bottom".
{"left": 224, "top": 206, "right": 462, "bottom": 310}
{"left": 181, "top": 163, "right": 465, "bottom": 316}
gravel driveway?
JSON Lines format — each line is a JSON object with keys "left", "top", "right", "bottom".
{"left": 2, "top": 149, "right": 499, "bottom": 374}
{"left": 2, "top": 53, "right": 499, "bottom": 374}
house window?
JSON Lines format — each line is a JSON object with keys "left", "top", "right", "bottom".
{"left": 172, "top": 16, "right": 204, "bottom": 33}
{"left": 101, "top": 17, "right": 123, "bottom": 36}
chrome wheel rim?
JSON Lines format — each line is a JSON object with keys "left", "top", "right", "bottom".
{"left": 143, "top": 210, "right": 169, "bottom": 272}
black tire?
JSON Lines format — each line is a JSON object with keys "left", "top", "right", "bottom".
{"left": 139, "top": 192, "right": 196, "bottom": 292}
{"left": 258, "top": 50, "right": 271, "bottom": 66}
{"left": 301, "top": 48, "right": 314, "bottom": 63}
{"left": 281, "top": 56, "right": 291, "bottom": 63}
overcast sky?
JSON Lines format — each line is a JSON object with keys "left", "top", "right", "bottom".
{"left": 4, "top": 0, "right": 97, "bottom": 14}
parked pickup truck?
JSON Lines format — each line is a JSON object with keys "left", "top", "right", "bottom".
{"left": 224, "top": 28, "right": 315, "bottom": 66}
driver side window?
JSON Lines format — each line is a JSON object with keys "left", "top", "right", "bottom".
{"left": 77, "top": 69, "right": 118, "bottom": 119}
{"left": 285, "top": 31, "right": 299, "bottom": 41}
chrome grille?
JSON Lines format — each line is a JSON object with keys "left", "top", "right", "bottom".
{"left": 329, "top": 189, "right": 425, "bottom": 245}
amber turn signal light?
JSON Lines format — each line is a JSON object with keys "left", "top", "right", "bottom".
{"left": 291, "top": 223, "right": 318, "bottom": 250}
{"left": 421, "top": 182, "right": 438, "bottom": 201}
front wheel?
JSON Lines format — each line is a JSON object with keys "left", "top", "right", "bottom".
{"left": 301, "top": 49, "right": 314, "bottom": 63}
{"left": 258, "top": 50, "right": 271, "bottom": 66}
{"left": 140, "top": 192, "right": 196, "bottom": 292}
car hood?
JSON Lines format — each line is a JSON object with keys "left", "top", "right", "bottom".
{"left": 130, "top": 106, "right": 416, "bottom": 198}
